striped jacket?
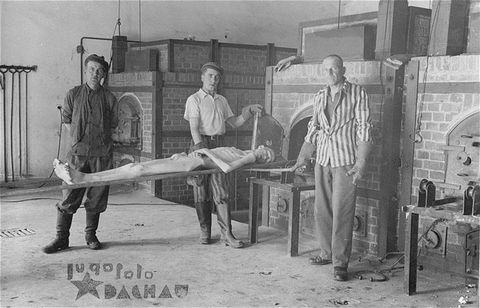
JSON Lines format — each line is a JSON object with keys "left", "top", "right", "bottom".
{"left": 304, "top": 79, "right": 372, "bottom": 167}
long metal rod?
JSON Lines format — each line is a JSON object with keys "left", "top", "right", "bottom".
{"left": 25, "top": 73, "right": 29, "bottom": 176}
{"left": 10, "top": 72, "right": 15, "bottom": 181}
{"left": 0, "top": 65, "right": 37, "bottom": 71}
{"left": 18, "top": 72, "right": 22, "bottom": 176}
{"left": 251, "top": 111, "right": 260, "bottom": 150}
{"left": 1, "top": 72, "right": 7, "bottom": 182}
{"left": 25, "top": 71, "right": 29, "bottom": 175}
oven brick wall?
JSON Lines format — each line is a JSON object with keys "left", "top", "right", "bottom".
{"left": 407, "top": 55, "right": 480, "bottom": 266}
{"left": 162, "top": 85, "right": 195, "bottom": 134}
{"left": 219, "top": 46, "right": 267, "bottom": 75}
{"left": 173, "top": 44, "right": 210, "bottom": 72}
{"left": 411, "top": 55, "right": 480, "bottom": 202}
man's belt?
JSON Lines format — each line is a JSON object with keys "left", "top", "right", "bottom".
{"left": 202, "top": 135, "right": 223, "bottom": 141}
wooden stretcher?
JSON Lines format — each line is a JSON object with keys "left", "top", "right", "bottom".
{"left": 1, "top": 112, "right": 288, "bottom": 198}
{"left": 0, "top": 162, "right": 293, "bottom": 198}
{"left": 0, "top": 168, "right": 226, "bottom": 198}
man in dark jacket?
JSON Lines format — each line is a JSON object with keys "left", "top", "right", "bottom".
{"left": 43, "top": 54, "right": 118, "bottom": 253}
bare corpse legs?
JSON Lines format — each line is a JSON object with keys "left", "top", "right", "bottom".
{"left": 53, "top": 153, "right": 204, "bottom": 185}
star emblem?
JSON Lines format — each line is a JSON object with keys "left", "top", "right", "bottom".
{"left": 70, "top": 272, "right": 103, "bottom": 300}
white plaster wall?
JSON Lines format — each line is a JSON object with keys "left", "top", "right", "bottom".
{"left": 1, "top": 0, "right": 383, "bottom": 177}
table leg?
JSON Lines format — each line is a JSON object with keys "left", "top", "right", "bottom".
{"left": 288, "top": 190, "right": 301, "bottom": 257}
{"left": 249, "top": 182, "right": 260, "bottom": 244}
{"left": 404, "top": 212, "right": 419, "bottom": 295}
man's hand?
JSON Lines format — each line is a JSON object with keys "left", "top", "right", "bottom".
{"left": 241, "top": 104, "right": 263, "bottom": 120}
{"left": 249, "top": 104, "right": 263, "bottom": 114}
{"left": 346, "top": 161, "right": 366, "bottom": 185}
{"left": 294, "top": 142, "right": 315, "bottom": 172}
{"left": 274, "top": 55, "right": 303, "bottom": 72}
{"left": 275, "top": 57, "right": 294, "bottom": 72}
{"left": 190, "top": 141, "right": 207, "bottom": 151}
{"left": 193, "top": 148, "right": 208, "bottom": 155}
{"left": 292, "top": 161, "right": 307, "bottom": 173}
{"left": 347, "top": 142, "right": 372, "bottom": 185}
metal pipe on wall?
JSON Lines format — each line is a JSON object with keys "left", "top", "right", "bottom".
{"left": 18, "top": 71, "right": 22, "bottom": 176}
{"left": 1, "top": 71, "right": 7, "bottom": 182}
{"left": 24, "top": 72, "right": 29, "bottom": 176}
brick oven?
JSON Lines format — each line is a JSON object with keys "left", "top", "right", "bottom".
{"left": 107, "top": 39, "right": 296, "bottom": 207}
{"left": 400, "top": 54, "right": 480, "bottom": 276}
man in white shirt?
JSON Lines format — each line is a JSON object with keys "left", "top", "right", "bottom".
{"left": 184, "top": 62, "right": 263, "bottom": 248}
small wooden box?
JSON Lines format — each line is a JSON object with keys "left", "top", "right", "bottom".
{"left": 303, "top": 25, "right": 376, "bottom": 62}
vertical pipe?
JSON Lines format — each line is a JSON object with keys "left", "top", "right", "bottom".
{"left": 10, "top": 71, "right": 15, "bottom": 181}
{"left": 1, "top": 72, "right": 7, "bottom": 182}
{"left": 18, "top": 72, "right": 22, "bottom": 176}
{"left": 138, "top": 0, "right": 142, "bottom": 49}
{"left": 25, "top": 72, "right": 29, "bottom": 176}
{"left": 337, "top": 0, "right": 342, "bottom": 29}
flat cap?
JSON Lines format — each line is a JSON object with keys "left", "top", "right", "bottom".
{"left": 84, "top": 54, "right": 109, "bottom": 72}
{"left": 201, "top": 62, "right": 224, "bottom": 75}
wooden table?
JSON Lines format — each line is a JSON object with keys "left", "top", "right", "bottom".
{"left": 247, "top": 176, "right": 315, "bottom": 257}
{"left": 403, "top": 204, "right": 480, "bottom": 295}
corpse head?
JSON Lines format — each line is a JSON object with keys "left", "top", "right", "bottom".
{"left": 253, "top": 145, "right": 275, "bottom": 163}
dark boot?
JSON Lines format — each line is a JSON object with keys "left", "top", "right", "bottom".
{"left": 195, "top": 202, "right": 212, "bottom": 244}
{"left": 85, "top": 213, "right": 102, "bottom": 250}
{"left": 43, "top": 210, "right": 73, "bottom": 254}
{"left": 216, "top": 201, "right": 244, "bottom": 249}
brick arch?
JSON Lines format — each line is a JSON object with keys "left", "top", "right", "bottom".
{"left": 288, "top": 99, "right": 315, "bottom": 130}
{"left": 284, "top": 99, "right": 315, "bottom": 160}
{"left": 445, "top": 109, "right": 480, "bottom": 144}
{"left": 117, "top": 93, "right": 143, "bottom": 148}
{"left": 444, "top": 109, "right": 480, "bottom": 190}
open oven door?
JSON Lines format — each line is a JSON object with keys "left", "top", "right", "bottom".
{"left": 251, "top": 113, "right": 285, "bottom": 161}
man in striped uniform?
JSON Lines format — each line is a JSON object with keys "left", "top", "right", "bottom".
{"left": 293, "top": 55, "right": 373, "bottom": 281}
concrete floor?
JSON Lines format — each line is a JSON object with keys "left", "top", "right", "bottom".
{"left": 1, "top": 185, "right": 478, "bottom": 307}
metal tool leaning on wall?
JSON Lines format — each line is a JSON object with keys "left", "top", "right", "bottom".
{"left": 0, "top": 65, "right": 37, "bottom": 183}
{"left": 183, "top": 61, "right": 264, "bottom": 249}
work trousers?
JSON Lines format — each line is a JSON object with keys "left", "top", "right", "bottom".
{"left": 314, "top": 163, "right": 356, "bottom": 268}
{"left": 190, "top": 135, "right": 232, "bottom": 232}
{"left": 57, "top": 155, "right": 113, "bottom": 214}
